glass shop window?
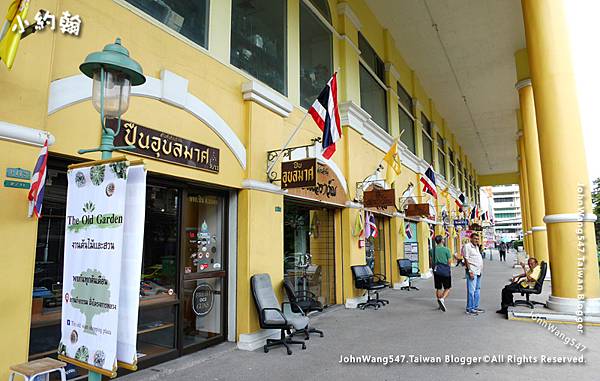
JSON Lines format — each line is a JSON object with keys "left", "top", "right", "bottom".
{"left": 125, "top": 0, "right": 209, "bottom": 48}
{"left": 231, "top": 0, "right": 287, "bottom": 95}
{"left": 299, "top": 0, "right": 333, "bottom": 108}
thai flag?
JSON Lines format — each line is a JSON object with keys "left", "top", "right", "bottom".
{"left": 429, "top": 224, "right": 435, "bottom": 240}
{"left": 405, "top": 223, "right": 413, "bottom": 239}
{"left": 455, "top": 193, "right": 465, "bottom": 208}
{"left": 28, "top": 138, "right": 49, "bottom": 218}
{"left": 308, "top": 73, "right": 342, "bottom": 159}
{"left": 366, "top": 212, "right": 378, "bottom": 238}
{"left": 470, "top": 205, "right": 479, "bottom": 221}
{"left": 481, "top": 211, "right": 489, "bottom": 221}
{"left": 420, "top": 165, "right": 437, "bottom": 199}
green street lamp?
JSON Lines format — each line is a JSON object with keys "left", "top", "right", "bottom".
{"left": 75, "top": 38, "right": 144, "bottom": 381}
{"left": 78, "top": 37, "right": 145, "bottom": 160}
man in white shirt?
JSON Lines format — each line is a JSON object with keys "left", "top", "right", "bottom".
{"left": 463, "top": 233, "right": 484, "bottom": 315}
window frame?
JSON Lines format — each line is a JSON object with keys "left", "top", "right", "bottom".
{"left": 397, "top": 82, "right": 416, "bottom": 154}
{"left": 421, "top": 113, "right": 433, "bottom": 165}
{"left": 358, "top": 32, "right": 389, "bottom": 132}
{"left": 436, "top": 132, "right": 446, "bottom": 178}
{"left": 299, "top": 0, "right": 334, "bottom": 109}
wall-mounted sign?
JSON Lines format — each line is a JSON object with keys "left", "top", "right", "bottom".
{"left": 453, "top": 219, "right": 469, "bottom": 227}
{"left": 286, "top": 162, "right": 347, "bottom": 206}
{"left": 6, "top": 167, "right": 31, "bottom": 180}
{"left": 281, "top": 158, "right": 316, "bottom": 189}
{"left": 405, "top": 203, "right": 431, "bottom": 217}
{"left": 192, "top": 283, "right": 214, "bottom": 316}
{"left": 4, "top": 180, "right": 30, "bottom": 189}
{"left": 110, "top": 119, "right": 220, "bottom": 173}
{"left": 363, "top": 189, "right": 395, "bottom": 208}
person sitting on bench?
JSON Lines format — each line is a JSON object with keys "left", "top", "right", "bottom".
{"left": 496, "top": 257, "right": 541, "bottom": 315}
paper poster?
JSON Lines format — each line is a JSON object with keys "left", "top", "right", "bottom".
{"left": 117, "top": 165, "right": 146, "bottom": 366}
{"left": 59, "top": 161, "right": 129, "bottom": 374}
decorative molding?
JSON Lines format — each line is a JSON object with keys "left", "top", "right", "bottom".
{"left": 345, "top": 201, "right": 363, "bottom": 209}
{"left": 237, "top": 329, "right": 281, "bottom": 351}
{"left": 345, "top": 295, "right": 368, "bottom": 309}
{"left": 515, "top": 78, "right": 532, "bottom": 91}
{"left": 338, "top": 34, "right": 361, "bottom": 55}
{"left": 385, "top": 62, "right": 401, "bottom": 81}
{"left": 339, "top": 101, "right": 393, "bottom": 153}
{"left": 543, "top": 213, "right": 597, "bottom": 224}
{"left": 531, "top": 225, "right": 546, "bottom": 232}
{"left": 337, "top": 2, "right": 362, "bottom": 30}
{"left": 527, "top": 230, "right": 532, "bottom": 235}
{"left": 47, "top": 72, "right": 247, "bottom": 169}
{"left": 241, "top": 80, "right": 293, "bottom": 117}
{"left": 241, "top": 179, "right": 286, "bottom": 195}
{"left": 0, "top": 121, "right": 55, "bottom": 147}
{"left": 547, "top": 295, "right": 600, "bottom": 314}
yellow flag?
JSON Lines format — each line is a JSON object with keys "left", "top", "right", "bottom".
{"left": 0, "top": 0, "right": 30, "bottom": 70}
{"left": 383, "top": 140, "right": 401, "bottom": 185}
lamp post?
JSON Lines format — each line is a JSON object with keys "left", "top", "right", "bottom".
{"left": 78, "top": 37, "right": 145, "bottom": 160}
{"left": 77, "top": 38, "right": 144, "bottom": 381}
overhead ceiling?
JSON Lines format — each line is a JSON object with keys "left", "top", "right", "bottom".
{"left": 365, "top": 0, "right": 526, "bottom": 175}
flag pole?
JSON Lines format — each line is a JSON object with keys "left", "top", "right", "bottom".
{"left": 266, "top": 68, "right": 341, "bottom": 180}
{"left": 266, "top": 112, "right": 311, "bottom": 179}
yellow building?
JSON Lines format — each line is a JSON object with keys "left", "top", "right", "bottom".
{"left": 0, "top": 0, "right": 597, "bottom": 379}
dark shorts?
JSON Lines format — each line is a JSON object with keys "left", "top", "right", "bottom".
{"left": 434, "top": 274, "right": 451, "bottom": 290}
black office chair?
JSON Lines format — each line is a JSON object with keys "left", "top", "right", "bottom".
{"left": 514, "top": 261, "right": 548, "bottom": 309}
{"left": 251, "top": 274, "right": 307, "bottom": 355}
{"left": 397, "top": 259, "right": 420, "bottom": 291}
{"left": 283, "top": 280, "right": 324, "bottom": 339}
{"left": 351, "top": 265, "right": 389, "bottom": 310}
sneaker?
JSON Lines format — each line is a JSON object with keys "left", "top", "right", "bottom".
{"left": 437, "top": 299, "right": 443, "bottom": 310}
{"left": 439, "top": 299, "right": 447, "bottom": 312}
{"left": 474, "top": 308, "right": 485, "bottom": 313}
{"left": 466, "top": 309, "right": 478, "bottom": 316}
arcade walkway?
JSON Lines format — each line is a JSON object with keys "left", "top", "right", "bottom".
{"left": 122, "top": 251, "right": 599, "bottom": 381}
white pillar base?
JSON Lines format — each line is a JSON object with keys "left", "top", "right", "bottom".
{"left": 345, "top": 295, "right": 368, "bottom": 309}
{"left": 547, "top": 295, "right": 600, "bottom": 314}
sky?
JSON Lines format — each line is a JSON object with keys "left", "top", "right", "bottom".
{"left": 565, "top": 0, "right": 600, "bottom": 188}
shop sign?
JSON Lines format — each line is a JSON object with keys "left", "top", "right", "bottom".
{"left": 59, "top": 159, "right": 147, "bottom": 375}
{"left": 281, "top": 158, "right": 316, "bottom": 189}
{"left": 363, "top": 189, "right": 395, "bottom": 208}
{"left": 286, "top": 162, "right": 347, "bottom": 206}
{"left": 6, "top": 167, "right": 31, "bottom": 179}
{"left": 3, "top": 179, "right": 30, "bottom": 189}
{"left": 110, "top": 119, "right": 220, "bottom": 173}
{"left": 405, "top": 203, "right": 431, "bottom": 217}
{"left": 453, "top": 219, "right": 469, "bottom": 227}
{"left": 192, "top": 283, "right": 214, "bottom": 316}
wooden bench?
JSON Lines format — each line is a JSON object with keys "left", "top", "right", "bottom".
{"left": 9, "top": 358, "right": 66, "bottom": 381}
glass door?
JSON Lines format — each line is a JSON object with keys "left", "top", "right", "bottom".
{"left": 180, "top": 190, "right": 227, "bottom": 351}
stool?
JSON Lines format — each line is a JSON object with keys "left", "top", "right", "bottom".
{"left": 9, "top": 358, "right": 66, "bottom": 381}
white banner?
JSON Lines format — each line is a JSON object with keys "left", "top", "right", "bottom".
{"left": 59, "top": 161, "right": 129, "bottom": 373}
{"left": 117, "top": 164, "right": 146, "bottom": 366}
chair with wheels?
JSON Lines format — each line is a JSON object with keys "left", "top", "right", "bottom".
{"left": 514, "top": 261, "right": 548, "bottom": 309}
{"left": 397, "top": 259, "right": 420, "bottom": 291}
{"left": 351, "top": 265, "right": 389, "bottom": 310}
{"left": 283, "top": 279, "right": 324, "bottom": 339}
{"left": 251, "top": 273, "right": 308, "bottom": 355}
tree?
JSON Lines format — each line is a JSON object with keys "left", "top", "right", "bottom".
{"left": 71, "top": 269, "right": 112, "bottom": 335}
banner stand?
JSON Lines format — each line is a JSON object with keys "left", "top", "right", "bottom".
{"left": 58, "top": 355, "right": 117, "bottom": 378}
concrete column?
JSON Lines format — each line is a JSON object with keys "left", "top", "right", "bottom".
{"left": 518, "top": 135, "right": 534, "bottom": 258}
{"left": 515, "top": 49, "right": 549, "bottom": 264}
{"left": 522, "top": 0, "right": 600, "bottom": 312}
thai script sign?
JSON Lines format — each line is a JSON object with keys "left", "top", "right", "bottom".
{"left": 6, "top": 167, "right": 31, "bottom": 179}
{"left": 281, "top": 158, "right": 316, "bottom": 189}
{"left": 110, "top": 119, "right": 220, "bottom": 173}
{"left": 363, "top": 189, "right": 396, "bottom": 208}
{"left": 286, "top": 163, "right": 347, "bottom": 206}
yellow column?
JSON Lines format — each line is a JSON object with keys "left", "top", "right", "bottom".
{"left": 522, "top": 0, "right": 600, "bottom": 312}
{"left": 518, "top": 135, "right": 534, "bottom": 258}
{"left": 517, "top": 138, "right": 531, "bottom": 258}
{"left": 515, "top": 49, "right": 549, "bottom": 265}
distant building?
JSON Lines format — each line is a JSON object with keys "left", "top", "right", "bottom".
{"left": 486, "top": 185, "right": 523, "bottom": 241}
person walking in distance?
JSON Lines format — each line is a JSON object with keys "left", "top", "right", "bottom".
{"left": 432, "top": 235, "right": 452, "bottom": 312}
{"left": 499, "top": 241, "right": 507, "bottom": 262}
{"left": 463, "top": 233, "right": 484, "bottom": 315}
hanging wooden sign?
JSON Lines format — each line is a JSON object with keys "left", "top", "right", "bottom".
{"left": 363, "top": 189, "right": 396, "bottom": 208}
{"left": 281, "top": 158, "right": 317, "bottom": 189}
{"left": 405, "top": 203, "right": 431, "bottom": 217}
{"left": 286, "top": 162, "right": 347, "bottom": 206}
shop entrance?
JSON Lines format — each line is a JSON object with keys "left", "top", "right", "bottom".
{"left": 283, "top": 200, "right": 336, "bottom": 306}
{"left": 365, "top": 213, "right": 388, "bottom": 276}
{"left": 29, "top": 157, "right": 230, "bottom": 374}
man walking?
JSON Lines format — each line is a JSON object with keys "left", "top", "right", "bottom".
{"left": 463, "top": 233, "right": 484, "bottom": 315}
{"left": 499, "top": 241, "right": 507, "bottom": 262}
{"left": 432, "top": 235, "right": 452, "bottom": 312}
